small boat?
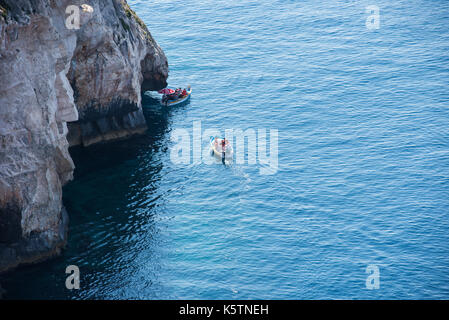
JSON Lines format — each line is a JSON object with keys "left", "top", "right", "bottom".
{"left": 160, "top": 85, "right": 192, "bottom": 106}
{"left": 210, "top": 136, "right": 233, "bottom": 160}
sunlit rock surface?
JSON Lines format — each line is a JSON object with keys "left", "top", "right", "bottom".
{"left": 0, "top": 0, "right": 168, "bottom": 272}
{"left": 67, "top": 0, "right": 168, "bottom": 146}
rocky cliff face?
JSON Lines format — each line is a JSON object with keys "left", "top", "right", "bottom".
{"left": 0, "top": 0, "right": 168, "bottom": 273}
{"left": 66, "top": 0, "right": 168, "bottom": 146}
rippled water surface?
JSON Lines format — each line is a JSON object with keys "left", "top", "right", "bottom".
{"left": 2, "top": 0, "right": 449, "bottom": 299}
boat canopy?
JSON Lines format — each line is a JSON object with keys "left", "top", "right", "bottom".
{"left": 158, "top": 88, "right": 175, "bottom": 94}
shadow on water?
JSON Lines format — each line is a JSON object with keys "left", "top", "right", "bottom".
{"left": 0, "top": 94, "right": 181, "bottom": 299}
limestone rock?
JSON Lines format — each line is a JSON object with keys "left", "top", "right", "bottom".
{"left": 0, "top": 0, "right": 168, "bottom": 272}
{"left": 67, "top": 0, "right": 168, "bottom": 146}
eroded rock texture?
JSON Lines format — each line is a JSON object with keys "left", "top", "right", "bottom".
{"left": 0, "top": 0, "right": 168, "bottom": 273}
{"left": 67, "top": 0, "right": 168, "bottom": 146}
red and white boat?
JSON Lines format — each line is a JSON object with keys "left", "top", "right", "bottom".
{"left": 158, "top": 85, "right": 192, "bottom": 106}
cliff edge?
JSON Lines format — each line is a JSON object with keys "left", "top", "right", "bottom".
{"left": 0, "top": 0, "right": 168, "bottom": 273}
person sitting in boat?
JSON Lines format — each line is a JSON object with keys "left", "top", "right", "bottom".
{"left": 163, "top": 92, "right": 177, "bottom": 103}
{"left": 221, "top": 138, "right": 227, "bottom": 151}
{"left": 170, "top": 91, "right": 179, "bottom": 100}
{"left": 214, "top": 137, "right": 222, "bottom": 151}
{"left": 182, "top": 88, "right": 187, "bottom": 96}
{"left": 174, "top": 88, "right": 182, "bottom": 98}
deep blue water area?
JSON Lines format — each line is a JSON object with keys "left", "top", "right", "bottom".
{"left": 2, "top": 0, "right": 449, "bottom": 299}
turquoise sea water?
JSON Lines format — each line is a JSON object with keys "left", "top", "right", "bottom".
{"left": 2, "top": 0, "right": 449, "bottom": 299}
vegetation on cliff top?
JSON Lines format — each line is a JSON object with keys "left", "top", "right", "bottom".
{"left": 122, "top": 1, "right": 146, "bottom": 31}
{"left": 0, "top": 0, "right": 9, "bottom": 20}
{"left": 121, "top": 0, "right": 154, "bottom": 43}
